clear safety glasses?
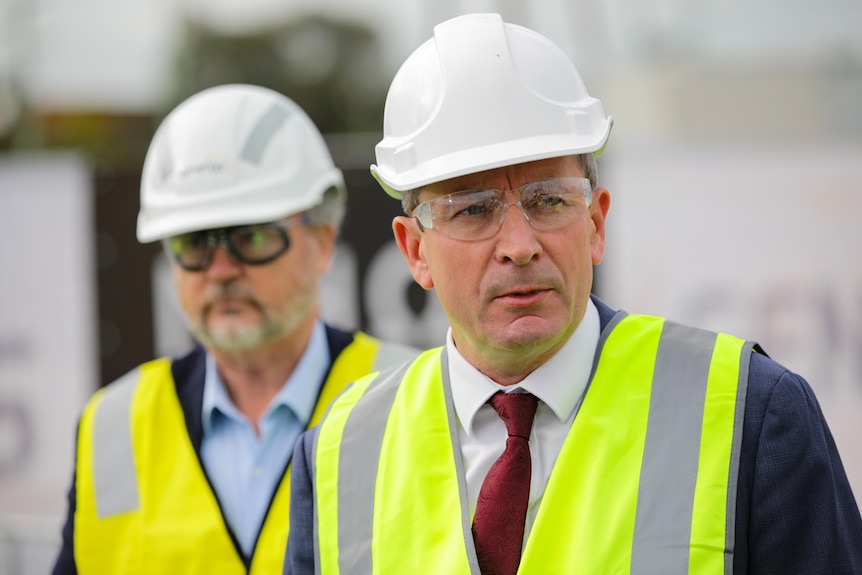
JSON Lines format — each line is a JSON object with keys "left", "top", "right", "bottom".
{"left": 164, "top": 217, "right": 308, "bottom": 272}
{"left": 412, "top": 177, "right": 593, "bottom": 241}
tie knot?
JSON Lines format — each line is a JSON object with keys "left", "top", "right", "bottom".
{"left": 489, "top": 392, "right": 538, "bottom": 439}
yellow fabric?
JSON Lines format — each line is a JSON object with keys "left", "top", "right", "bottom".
{"left": 76, "top": 358, "right": 241, "bottom": 575}
{"left": 314, "top": 315, "right": 745, "bottom": 574}
{"left": 313, "top": 331, "right": 379, "bottom": 427}
{"left": 316, "top": 347, "right": 472, "bottom": 575}
{"left": 373, "top": 350, "right": 472, "bottom": 574}
{"left": 75, "top": 334, "right": 383, "bottom": 575}
{"left": 522, "top": 314, "right": 662, "bottom": 574}
{"left": 689, "top": 332, "right": 744, "bottom": 572}
{"left": 316, "top": 372, "right": 377, "bottom": 575}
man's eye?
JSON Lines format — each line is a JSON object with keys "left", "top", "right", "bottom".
{"left": 174, "top": 233, "right": 207, "bottom": 249}
{"left": 248, "top": 231, "right": 267, "bottom": 246}
{"left": 533, "top": 195, "right": 565, "bottom": 208}
{"left": 236, "top": 227, "right": 275, "bottom": 249}
{"left": 459, "top": 202, "right": 492, "bottom": 216}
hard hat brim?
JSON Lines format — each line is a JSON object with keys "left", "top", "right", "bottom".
{"left": 371, "top": 117, "right": 612, "bottom": 200}
{"left": 137, "top": 171, "right": 344, "bottom": 242}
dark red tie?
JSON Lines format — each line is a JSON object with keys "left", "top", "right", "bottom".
{"left": 472, "top": 392, "right": 539, "bottom": 575}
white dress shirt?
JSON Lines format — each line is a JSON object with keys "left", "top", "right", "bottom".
{"left": 449, "top": 298, "right": 600, "bottom": 540}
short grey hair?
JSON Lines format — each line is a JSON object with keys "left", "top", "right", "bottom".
{"left": 400, "top": 153, "right": 599, "bottom": 215}
{"left": 306, "top": 185, "right": 347, "bottom": 234}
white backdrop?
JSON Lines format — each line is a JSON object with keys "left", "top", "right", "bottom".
{"left": 600, "top": 141, "right": 862, "bottom": 507}
{"left": 0, "top": 152, "right": 98, "bottom": 573}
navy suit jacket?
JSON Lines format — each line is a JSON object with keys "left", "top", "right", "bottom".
{"left": 284, "top": 297, "right": 862, "bottom": 574}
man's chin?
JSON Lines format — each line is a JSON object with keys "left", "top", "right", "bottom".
{"left": 197, "top": 322, "right": 266, "bottom": 353}
{"left": 493, "top": 316, "right": 569, "bottom": 350}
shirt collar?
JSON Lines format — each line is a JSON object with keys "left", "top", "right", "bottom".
{"left": 201, "top": 321, "right": 330, "bottom": 435}
{"left": 449, "top": 298, "right": 600, "bottom": 436}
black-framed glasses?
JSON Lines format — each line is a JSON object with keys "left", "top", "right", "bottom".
{"left": 164, "top": 217, "right": 308, "bottom": 271}
{"left": 412, "top": 177, "right": 593, "bottom": 241}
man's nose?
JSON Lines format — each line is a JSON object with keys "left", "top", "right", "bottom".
{"left": 493, "top": 203, "right": 542, "bottom": 264}
{"left": 205, "top": 244, "right": 242, "bottom": 280}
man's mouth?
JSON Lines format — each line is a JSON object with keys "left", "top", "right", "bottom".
{"left": 495, "top": 287, "right": 550, "bottom": 306}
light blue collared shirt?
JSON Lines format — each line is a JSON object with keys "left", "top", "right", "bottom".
{"left": 200, "top": 321, "right": 330, "bottom": 556}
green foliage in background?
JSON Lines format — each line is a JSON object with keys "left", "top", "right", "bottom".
{"left": 169, "top": 12, "right": 389, "bottom": 135}
{"left": 0, "top": 12, "right": 389, "bottom": 170}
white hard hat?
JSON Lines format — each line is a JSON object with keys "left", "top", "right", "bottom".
{"left": 371, "top": 13, "right": 613, "bottom": 199}
{"left": 138, "top": 84, "right": 345, "bottom": 242}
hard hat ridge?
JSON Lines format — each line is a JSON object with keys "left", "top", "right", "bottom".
{"left": 371, "top": 13, "right": 612, "bottom": 199}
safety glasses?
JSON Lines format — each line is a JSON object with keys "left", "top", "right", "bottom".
{"left": 412, "top": 177, "right": 593, "bottom": 241}
{"left": 164, "top": 217, "right": 308, "bottom": 271}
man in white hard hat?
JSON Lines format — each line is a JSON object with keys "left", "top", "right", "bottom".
{"left": 52, "top": 84, "right": 418, "bottom": 575}
{"left": 284, "top": 13, "right": 862, "bottom": 575}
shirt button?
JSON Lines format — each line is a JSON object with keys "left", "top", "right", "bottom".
{"left": 253, "top": 468, "right": 262, "bottom": 478}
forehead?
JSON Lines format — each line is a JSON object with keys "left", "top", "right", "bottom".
{"left": 422, "top": 156, "right": 586, "bottom": 196}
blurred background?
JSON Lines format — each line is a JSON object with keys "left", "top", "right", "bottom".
{"left": 1, "top": 0, "right": 860, "bottom": 572}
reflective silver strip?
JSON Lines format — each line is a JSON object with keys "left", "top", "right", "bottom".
{"left": 311, "top": 393, "right": 327, "bottom": 574}
{"left": 589, "top": 310, "right": 629, "bottom": 383}
{"left": 321, "top": 351, "right": 480, "bottom": 573}
{"left": 440, "top": 350, "right": 483, "bottom": 573}
{"left": 92, "top": 368, "right": 141, "bottom": 518}
{"left": 320, "top": 314, "right": 749, "bottom": 574}
{"left": 631, "top": 321, "right": 717, "bottom": 574}
{"left": 336, "top": 363, "right": 412, "bottom": 574}
{"left": 240, "top": 104, "right": 289, "bottom": 164}
{"left": 370, "top": 341, "right": 419, "bottom": 372}
{"left": 725, "top": 341, "right": 754, "bottom": 575}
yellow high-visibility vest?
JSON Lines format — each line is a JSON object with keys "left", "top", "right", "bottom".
{"left": 314, "top": 313, "right": 753, "bottom": 574}
{"left": 74, "top": 332, "right": 414, "bottom": 575}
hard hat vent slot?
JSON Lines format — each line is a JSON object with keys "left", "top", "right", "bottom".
{"left": 241, "top": 104, "right": 290, "bottom": 164}
{"left": 392, "top": 143, "right": 417, "bottom": 174}
{"left": 567, "top": 110, "right": 593, "bottom": 136}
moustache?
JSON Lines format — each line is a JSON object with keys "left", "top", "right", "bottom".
{"left": 202, "top": 283, "right": 261, "bottom": 311}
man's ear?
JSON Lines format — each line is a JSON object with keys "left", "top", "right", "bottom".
{"left": 589, "top": 187, "right": 611, "bottom": 265}
{"left": 392, "top": 216, "right": 434, "bottom": 289}
{"left": 309, "top": 224, "right": 337, "bottom": 275}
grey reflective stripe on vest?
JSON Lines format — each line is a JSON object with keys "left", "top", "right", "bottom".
{"left": 630, "top": 321, "right": 717, "bottom": 574}
{"left": 326, "top": 351, "right": 481, "bottom": 574}
{"left": 92, "top": 368, "right": 140, "bottom": 518}
{"left": 589, "top": 310, "right": 628, "bottom": 383}
{"left": 334, "top": 363, "right": 410, "bottom": 574}
{"left": 441, "top": 350, "right": 483, "bottom": 574}
{"left": 325, "top": 314, "right": 750, "bottom": 574}
{"left": 371, "top": 341, "right": 419, "bottom": 372}
{"left": 725, "top": 340, "right": 754, "bottom": 575}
